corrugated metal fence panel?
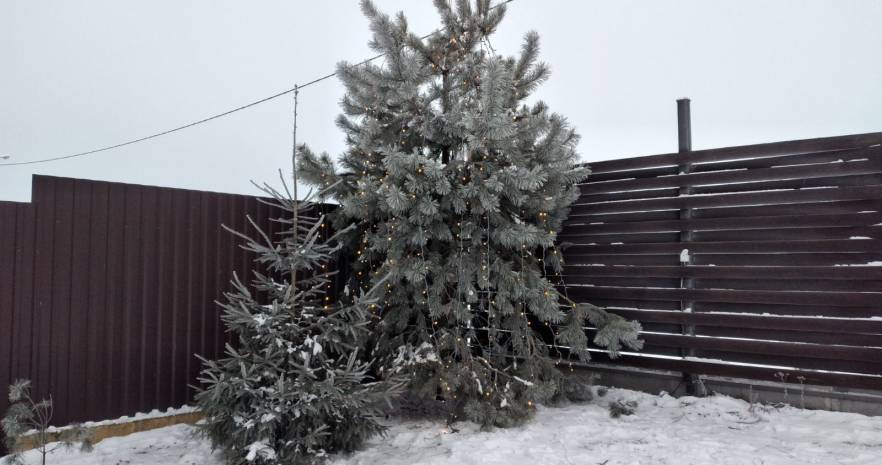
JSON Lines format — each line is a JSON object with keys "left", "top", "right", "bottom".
{"left": 0, "top": 200, "right": 29, "bottom": 423}
{"left": 560, "top": 132, "right": 882, "bottom": 391}
{"left": 0, "top": 175, "right": 340, "bottom": 437}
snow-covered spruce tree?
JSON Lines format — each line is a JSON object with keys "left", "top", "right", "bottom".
{"left": 194, "top": 179, "right": 403, "bottom": 465}
{"left": 298, "top": 0, "right": 642, "bottom": 428}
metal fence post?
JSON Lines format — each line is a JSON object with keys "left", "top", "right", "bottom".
{"left": 677, "top": 98, "right": 705, "bottom": 396}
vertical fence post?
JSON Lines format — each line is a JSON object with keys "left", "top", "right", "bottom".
{"left": 677, "top": 98, "right": 705, "bottom": 396}
{"left": 677, "top": 99, "right": 692, "bottom": 153}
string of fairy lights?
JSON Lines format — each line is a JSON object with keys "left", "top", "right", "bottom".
{"left": 319, "top": 18, "right": 584, "bottom": 408}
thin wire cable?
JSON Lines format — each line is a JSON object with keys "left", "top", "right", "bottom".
{"left": 0, "top": 56, "right": 373, "bottom": 167}
{"left": 2, "top": 0, "right": 513, "bottom": 167}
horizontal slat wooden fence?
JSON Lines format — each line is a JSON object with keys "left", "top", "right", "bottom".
{"left": 559, "top": 132, "right": 882, "bottom": 391}
{"left": 0, "top": 175, "right": 339, "bottom": 440}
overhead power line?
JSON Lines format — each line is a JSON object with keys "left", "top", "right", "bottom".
{"left": 1, "top": 0, "right": 513, "bottom": 167}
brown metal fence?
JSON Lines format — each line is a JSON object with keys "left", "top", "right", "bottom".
{"left": 0, "top": 175, "right": 341, "bottom": 437}
{"left": 560, "top": 131, "right": 882, "bottom": 391}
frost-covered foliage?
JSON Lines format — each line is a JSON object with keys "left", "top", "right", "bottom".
{"left": 194, "top": 179, "right": 404, "bottom": 465}
{"left": 2, "top": 379, "right": 93, "bottom": 465}
{"left": 298, "top": 0, "right": 642, "bottom": 428}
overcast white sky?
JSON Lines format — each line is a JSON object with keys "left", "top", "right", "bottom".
{"left": 2, "top": 0, "right": 881, "bottom": 202}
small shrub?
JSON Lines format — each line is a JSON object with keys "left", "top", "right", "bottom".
{"left": 608, "top": 399, "right": 638, "bottom": 418}
{"left": 560, "top": 378, "right": 593, "bottom": 403}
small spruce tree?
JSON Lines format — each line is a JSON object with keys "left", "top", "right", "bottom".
{"left": 298, "top": 0, "right": 642, "bottom": 428}
{"left": 194, "top": 178, "right": 403, "bottom": 465}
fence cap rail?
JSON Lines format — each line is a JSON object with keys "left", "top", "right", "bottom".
{"left": 586, "top": 131, "right": 882, "bottom": 175}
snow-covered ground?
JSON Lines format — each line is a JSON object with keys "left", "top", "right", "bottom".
{"left": 5, "top": 388, "right": 881, "bottom": 465}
